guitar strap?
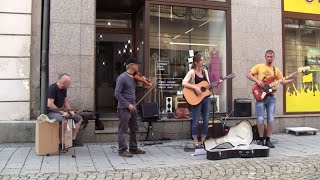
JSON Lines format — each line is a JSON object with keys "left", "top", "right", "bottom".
{"left": 273, "top": 66, "right": 276, "bottom": 78}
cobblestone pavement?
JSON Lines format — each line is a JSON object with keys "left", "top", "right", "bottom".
{"left": 1, "top": 133, "right": 320, "bottom": 179}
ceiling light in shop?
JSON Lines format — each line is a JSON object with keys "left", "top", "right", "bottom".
{"left": 173, "top": 35, "right": 181, "bottom": 39}
{"left": 125, "top": 44, "right": 127, "bottom": 48}
{"left": 199, "top": 21, "right": 209, "bottom": 27}
{"left": 137, "top": 47, "right": 139, "bottom": 51}
{"left": 185, "top": 28, "right": 194, "bottom": 34}
{"left": 123, "top": 49, "right": 126, "bottom": 53}
{"left": 128, "top": 40, "right": 131, "bottom": 44}
{"left": 107, "top": 22, "right": 111, "bottom": 26}
{"left": 169, "top": 42, "right": 218, "bottom": 47}
{"left": 118, "top": 50, "right": 121, "bottom": 54}
{"left": 130, "top": 49, "right": 132, "bottom": 53}
{"left": 99, "top": 34, "right": 103, "bottom": 38}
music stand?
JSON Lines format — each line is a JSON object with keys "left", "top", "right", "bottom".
{"left": 141, "top": 103, "right": 162, "bottom": 146}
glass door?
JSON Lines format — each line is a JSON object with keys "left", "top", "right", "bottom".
{"left": 96, "top": 33, "right": 133, "bottom": 113}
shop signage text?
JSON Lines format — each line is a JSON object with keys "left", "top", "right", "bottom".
{"left": 156, "top": 78, "right": 182, "bottom": 91}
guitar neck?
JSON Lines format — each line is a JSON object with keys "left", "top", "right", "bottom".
{"left": 269, "top": 73, "right": 294, "bottom": 87}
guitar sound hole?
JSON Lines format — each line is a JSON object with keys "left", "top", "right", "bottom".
{"left": 201, "top": 87, "right": 206, "bottom": 92}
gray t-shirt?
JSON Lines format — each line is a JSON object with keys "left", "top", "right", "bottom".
{"left": 114, "top": 72, "right": 136, "bottom": 108}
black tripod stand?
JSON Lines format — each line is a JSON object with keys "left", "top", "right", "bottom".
{"left": 142, "top": 118, "right": 162, "bottom": 146}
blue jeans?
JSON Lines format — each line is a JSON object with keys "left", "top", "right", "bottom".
{"left": 191, "top": 97, "right": 210, "bottom": 137}
{"left": 256, "top": 95, "right": 276, "bottom": 125}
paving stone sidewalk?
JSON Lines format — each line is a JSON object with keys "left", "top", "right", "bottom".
{"left": 1, "top": 133, "right": 320, "bottom": 179}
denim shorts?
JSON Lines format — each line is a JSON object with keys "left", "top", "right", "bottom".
{"left": 256, "top": 95, "right": 276, "bottom": 125}
{"left": 46, "top": 112, "right": 82, "bottom": 123}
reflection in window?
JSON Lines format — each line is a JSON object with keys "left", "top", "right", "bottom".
{"left": 284, "top": 18, "right": 320, "bottom": 112}
{"left": 149, "top": 4, "right": 227, "bottom": 114}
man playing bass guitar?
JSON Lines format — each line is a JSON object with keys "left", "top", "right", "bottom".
{"left": 246, "top": 50, "right": 297, "bottom": 148}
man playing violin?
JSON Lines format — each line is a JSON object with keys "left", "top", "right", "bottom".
{"left": 114, "top": 57, "right": 153, "bottom": 157}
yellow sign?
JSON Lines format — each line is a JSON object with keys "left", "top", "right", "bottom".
{"left": 284, "top": 0, "right": 320, "bottom": 15}
{"left": 286, "top": 73, "right": 320, "bottom": 112}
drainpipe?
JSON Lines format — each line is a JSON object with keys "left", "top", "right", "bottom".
{"left": 40, "top": 0, "right": 50, "bottom": 114}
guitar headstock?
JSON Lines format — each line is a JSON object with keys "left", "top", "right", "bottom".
{"left": 225, "top": 73, "right": 235, "bottom": 79}
{"left": 297, "top": 66, "right": 310, "bottom": 73}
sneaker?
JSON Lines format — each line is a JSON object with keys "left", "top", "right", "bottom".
{"left": 119, "top": 151, "right": 133, "bottom": 157}
{"left": 129, "top": 148, "right": 146, "bottom": 154}
{"left": 257, "top": 140, "right": 265, "bottom": 146}
{"left": 72, "top": 139, "right": 83, "bottom": 147}
{"left": 265, "top": 141, "right": 275, "bottom": 148}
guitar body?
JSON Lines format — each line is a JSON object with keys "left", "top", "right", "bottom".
{"left": 252, "top": 77, "right": 277, "bottom": 101}
{"left": 183, "top": 81, "right": 212, "bottom": 106}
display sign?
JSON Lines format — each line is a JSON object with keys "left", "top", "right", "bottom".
{"left": 286, "top": 48, "right": 320, "bottom": 112}
{"left": 156, "top": 78, "right": 183, "bottom": 91}
{"left": 156, "top": 61, "right": 169, "bottom": 75}
{"left": 284, "top": 0, "right": 320, "bottom": 15}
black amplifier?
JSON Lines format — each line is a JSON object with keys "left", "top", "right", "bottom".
{"left": 234, "top": 98, "right": 252, "bottom": 117}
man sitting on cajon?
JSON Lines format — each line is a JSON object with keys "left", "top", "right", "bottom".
{"left": 46, "top": 73, "right": 83, "bottom": 147}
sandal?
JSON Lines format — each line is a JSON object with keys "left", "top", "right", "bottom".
{"left": 129, "top": 148, "right": 146, "bottom": 154}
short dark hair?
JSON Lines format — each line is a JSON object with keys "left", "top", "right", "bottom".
{"left": 265, "top": 50, "right": 275, "bottom": 55}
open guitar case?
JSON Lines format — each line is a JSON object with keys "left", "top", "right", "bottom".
{"left": 204, "top": 120, "right": 269, "bottom": 160}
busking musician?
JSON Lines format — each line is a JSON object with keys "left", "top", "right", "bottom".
{"left": 182, "top": 54, "right": 222, "bottom": 148}
{"left": 46, "top": 73, "right": 83, "bottom": 147}
{"left": 114, "top": 57, "right": 153, "bottom": 157}
{"left": 246, "top": 50, "right": 297, "bottom": 148}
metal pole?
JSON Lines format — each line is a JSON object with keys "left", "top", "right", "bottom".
{"left": 40, "top": 0, "right": 50, "bottom": 114}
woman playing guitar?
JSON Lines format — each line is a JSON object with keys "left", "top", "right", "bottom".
{"left": 182, "top": 54, "right": 222, "bottom": 148}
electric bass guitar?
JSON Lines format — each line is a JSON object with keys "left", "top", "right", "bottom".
{"left": 183, "top": 73, "right": 235, "bottom": 106}
{"left": 252, "top": 66, "right": 310, "bottom": 101}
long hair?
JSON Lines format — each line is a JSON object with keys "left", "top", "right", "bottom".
{"left": 191, "top": 54, "right": 202, "bottom": 69}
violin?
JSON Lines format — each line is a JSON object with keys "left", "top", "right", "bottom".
{"left": 133, "top": 72, "right": 152, "bottom": 86}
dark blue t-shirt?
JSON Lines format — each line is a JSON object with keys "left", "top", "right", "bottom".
{"left": 46, "top": 83, "right": 67, "bottom": 113}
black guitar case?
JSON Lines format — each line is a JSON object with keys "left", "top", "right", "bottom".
{"left": 204, "top": 120, "right": 269, "bottom": 160}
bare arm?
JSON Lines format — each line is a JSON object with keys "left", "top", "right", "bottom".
{"left": 246, "top": 71, "right": 263, "bottom": 87}
{"left": 47, "top": 98, "right": 67, "bottom": 116}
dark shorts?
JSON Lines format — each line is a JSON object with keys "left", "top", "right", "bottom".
{"left": 46, "top": 112, "right": 82, "bottom": 123}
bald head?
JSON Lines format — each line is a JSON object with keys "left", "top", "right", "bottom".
{"left": 57, "top": 73, "right": 71, "bottom": 89}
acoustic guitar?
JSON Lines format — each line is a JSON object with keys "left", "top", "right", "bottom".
{"left": 183, "top": 73, "right": 235, "bottom": 106}
{"left": 252, "top": 66, "right": 310, "bottom": 101}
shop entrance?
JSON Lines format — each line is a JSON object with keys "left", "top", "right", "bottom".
{"left": 95, "top": 0, "right": 145, "bottom": 114}
{"left": 95, "top": 32, "right": 132, "bottom": 113}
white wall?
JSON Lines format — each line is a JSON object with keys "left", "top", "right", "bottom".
{"left": 0, "top": 0, "right": 32, "bottom": 120}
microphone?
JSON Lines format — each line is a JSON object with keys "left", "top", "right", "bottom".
{"left": 202, "top": 64, "right": 209, "bottom": 69}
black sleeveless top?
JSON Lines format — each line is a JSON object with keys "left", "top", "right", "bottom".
{"left": 195, "top": 73, "right": 207, "bottom": 84}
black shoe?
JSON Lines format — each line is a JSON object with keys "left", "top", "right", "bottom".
{"left": 119, "top": 151, "right": 133, "bottom": 157}
{"left": 72, "top": 139, "right": 83, "bottom": 147}
{"left": 257, "top": 140, "right": 265, "bottom": 146}
{"left": 265, "top": 141, "right": 275, "bottom": 148}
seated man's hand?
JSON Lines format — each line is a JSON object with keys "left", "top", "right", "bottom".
{"left": 69, "top": 111, "right": 75, "bottom": 116}
{"left": 61, "top": 111, "right": 69, "bottom": 118}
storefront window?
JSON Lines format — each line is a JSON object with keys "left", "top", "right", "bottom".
{"left": 284, "top": 18, "right": 320, "bottom": 112}
{"left": 149, "top": 4, "right": 227, "bottom": 114}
